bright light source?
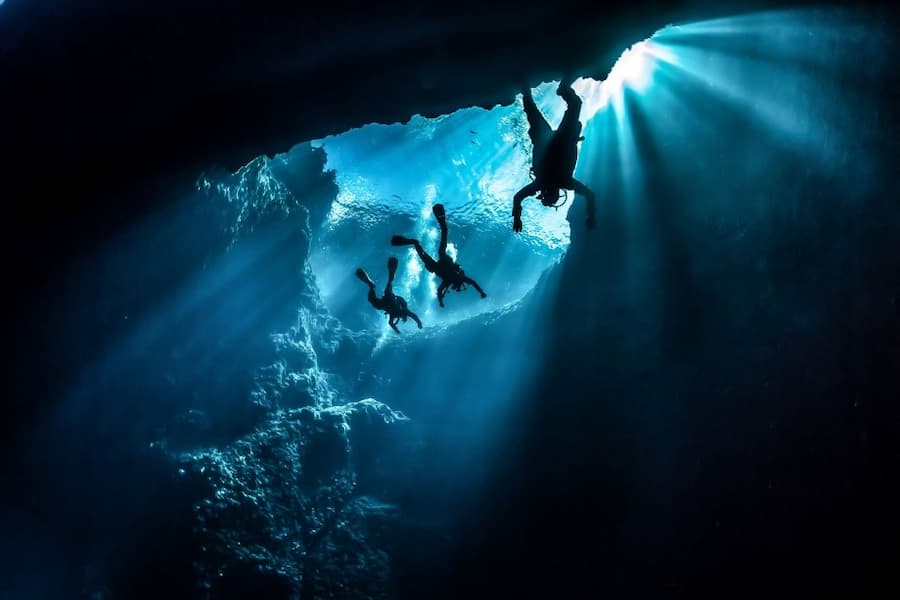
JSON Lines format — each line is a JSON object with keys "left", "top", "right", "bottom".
{"left": 607, "top": 41, "right": 654, "bottom": 92}
{"left": 574, "top": 38, "right": 657, "bottom": 120}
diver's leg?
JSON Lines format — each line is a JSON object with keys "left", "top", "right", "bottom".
{"left": 406, "top": 310, "right": 422, "bottom": 329}
{"left": 463, "top": 276, "right": 487, "bottom": 298}
{"left": 433, "top": 204, "right": 449, "bottom": 260}
{"left": 411, "top": 245, "right": 439, "bottom": 273}
{"left": 557, "top": 85, "right": 584, "bottom": 140}
{"left": 356, "top": 268, "right": 380, "bottom": 308}
{"left": 557, "top": 82, "right": 583, "bottom": 111}
{"left": 420, "top": 251, "right": 439, "bottom": 274}
{"left": 567, "top": 177, "right": 596, "bottom": 229}
{"left": 392, "top": 235, "right": 438, "bottom": 273}
{"left": 367, "top": 287, "right": 383, "bottom": 310}
{"left": 384, "top": 256, "right": 398, "bottom": 296}
{"left": 522, "top": 87, "right": 552, "bottom": 154}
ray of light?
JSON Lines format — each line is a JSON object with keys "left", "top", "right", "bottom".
{"left": 644, "top": 40, "right": 842, "bottom": 166}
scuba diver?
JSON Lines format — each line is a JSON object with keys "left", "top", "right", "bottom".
{"left": 512, "top": 80, "right": 596, "bottom": 233}
{"left": 356, "top": 256, "right": 422, "bottom": 333}
{"left": 391, "top": 203, "right": 487, "bottom": 308}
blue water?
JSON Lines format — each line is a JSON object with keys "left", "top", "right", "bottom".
{"left": 308, "top": 85, "right": 575, "bottom": 333}
{"left": 5, "top": 7, "right": 899, "bottom": 599}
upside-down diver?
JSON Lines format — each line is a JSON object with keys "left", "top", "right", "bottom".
{"left": 391, "top": 203, "right": 487, "bottom": 308}
{"left": 512, "top": 80, "right": 596, "bottom": 233}
{"left": 356, "top": 256, "right": 422, "bottom": 332}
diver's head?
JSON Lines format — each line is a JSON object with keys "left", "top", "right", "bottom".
{"left": 538, "top": 186, "right": 562, "bottom": 207}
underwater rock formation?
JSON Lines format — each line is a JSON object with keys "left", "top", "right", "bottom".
{"left": 184, "top": 400, "right": 408, "bottom": 599}
{"left": 172, "top": 143, "right": 411, "bottom": 598}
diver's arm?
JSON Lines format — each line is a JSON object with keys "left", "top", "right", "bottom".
{"left": 436, "top": 281, "right": 449, "bottom": 307}
{"left": 389, "top": 318, "right": 401, "bottom": 333}
{"left": 463, "top": 276, "right": 487, "bottom": 298}
{"left": 513, "top": 181, "right": 540, "bottom": 233}
{"left": 570, "top": 178, "right": 596, "bottom": 230}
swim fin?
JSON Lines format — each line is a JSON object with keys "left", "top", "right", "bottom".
{"left": 355, "top": 268, "right": 375, "bottom": 288}
{"left": 391, "top": 235, "right": 416, "bottom": 247}
{"left": 432, "top": 203, "right": 446, "bottom": 222}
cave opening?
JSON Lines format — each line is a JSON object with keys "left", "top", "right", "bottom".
{"left": 304, "top": 35, "right": 660, "bottom": 336}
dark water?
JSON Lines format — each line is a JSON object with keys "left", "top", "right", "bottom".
{"left": 4, "top": 7, "right": 900, "bottom": 599}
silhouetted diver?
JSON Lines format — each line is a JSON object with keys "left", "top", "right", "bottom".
{"left": 391, "top": 203, "right": 487, "bottom": 308}
{"left": 356, "top": 256, "right": 422, "bottom": 333}
{"left": 512, "top": 80, "right": 596, "bottom": 233}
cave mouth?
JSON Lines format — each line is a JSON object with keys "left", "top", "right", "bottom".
{"left": 306, "top": 91, "right": 570, "bottom": 333}
{"left": 304, "top": 37, "right": 659, "bottom": 334}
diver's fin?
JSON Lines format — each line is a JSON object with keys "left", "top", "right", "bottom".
{"left": 387, "top": 256, "right": 399, "bottom": 277}
{"left": 391, "top": 235, "right": 416, "bottom": 247}
{"left": 432, "top": 203, "right": 446, "bottom": 222}
{"left": 355, "top": 268, "right": 375, "bottom": 288}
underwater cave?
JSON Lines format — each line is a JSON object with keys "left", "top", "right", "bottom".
{"left": 3, "top": 2, "right": 900, "bottom": 599}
